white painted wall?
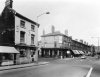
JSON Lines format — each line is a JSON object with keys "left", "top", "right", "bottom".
{"left": 41, "top": 35, "right": 63, "bottom": 48}
{"left": 15, "top": 16, "right": 38, "bottom": 46}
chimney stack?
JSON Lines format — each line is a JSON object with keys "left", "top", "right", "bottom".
{"left": 65, "top": 29, "right": 68, "bottom": 36}
{"left": 80, "top": 39, "right": 83, "bottom": 43}
{"left": 5, "top": 0, "right": 13, "bottom": 8}
{"left": 75, "top": 39, "right": 78, "bottom": 41}
{"left": 51, "top": 25, "right": 55, "bottom": 33}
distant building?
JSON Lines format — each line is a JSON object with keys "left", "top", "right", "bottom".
{"left": 71, "top": 39, "right": 91, "bottom": 55}
{"left": 40, "top": 26, "right": 72, "bottom": 58}
{"left": 40, "top": 26, "right": 91, "bottom": 58}
{"left": 0, "top": 0, "right": 39, "bottom": 65}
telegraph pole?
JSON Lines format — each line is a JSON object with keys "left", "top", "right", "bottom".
{"left": 91, "top": 37, "right": 100, "bottom": 53}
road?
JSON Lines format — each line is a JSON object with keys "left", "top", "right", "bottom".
{"left": 0, "top": 57, "right": 100, "bottom": 77}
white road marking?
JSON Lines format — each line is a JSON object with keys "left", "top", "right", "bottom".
{"left": 86, "top": 67, "right": 93, "bottom": 77}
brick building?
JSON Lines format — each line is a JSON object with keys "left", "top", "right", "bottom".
{"left": 71, "top": 39, "right": 91, "bottom": 56}
{"left": 0, "top": 0, "right": 39, "bottom": 65}
{"left": 40, "top": 26, "right": 91, "bottom": 58}
{"left": 40, "top": 26, "right": 72, "bottom": 58}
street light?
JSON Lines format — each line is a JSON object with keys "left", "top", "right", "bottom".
{"left": 36, "top": 11, "right": 50, "bottom": 62}
{"left": 37, "top": 12, "right": 50, "bottom": 22}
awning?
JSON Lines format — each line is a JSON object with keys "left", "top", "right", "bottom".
{"left": 0, "top": 46, "right": 19, "bottom": 53}
{"left": 80, "top": 51, "right": 84, "bottom": 54}
{"left": 72, "top": 50, "right": 80, "bottom": 54}
{"left": 75, "top": 50, "right": 80, "bottom": 54}
{"left": 78, "top": 51, "right": 82, "bottom": 54}
{"left": 78, "top": 50, "right": 84, "bottom": 54}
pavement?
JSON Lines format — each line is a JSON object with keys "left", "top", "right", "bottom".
{"left": 0, "top": 57, "right": 74, "bottom": 71}
{"left": 1, "top": 56, "right": 100, "bottom": 71}
{"left": 0, "top": 62, "right": 49, "bottom": 71}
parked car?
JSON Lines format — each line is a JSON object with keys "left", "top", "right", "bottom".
{"left": 81, "top": 55, "right": 86, "bottom": 59}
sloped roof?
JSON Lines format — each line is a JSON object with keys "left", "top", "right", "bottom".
{"left": 2, "top": 7, "right": 39, "bottom": 27}
{"left": 41, "top": 31, "right": 67, "bottom": 37}
{"left": 15, "top": 12, "right": 39, "bottom": 27}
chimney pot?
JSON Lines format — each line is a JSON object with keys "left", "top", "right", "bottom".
{"left": 5, "top": 0, "right": 13, "bottom": 8}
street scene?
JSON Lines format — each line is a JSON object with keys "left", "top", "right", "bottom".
{"left": 0, "top": 0, "right": 100, "bottom": 77}
{"left": 0, "top": 57, "right": 100, "bottom": 77}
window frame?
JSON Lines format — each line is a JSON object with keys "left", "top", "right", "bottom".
{"left": 20, "top": 20, "right": 25, "bottom": 28}
{"left": 31, "top": 24, "right": 35, "bottom": 32}
{"left": 31, "top": 34, "right": 35, "bottom": 45}
{"left": 20, "top": 31, "right": 25, "bottom": 43}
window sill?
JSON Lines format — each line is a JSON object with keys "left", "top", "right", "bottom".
{"left": 31, "top": 30, "right": 35, "bottom": 32}
{"left": 20, "top": 27, "right": 26, "bottom": 29}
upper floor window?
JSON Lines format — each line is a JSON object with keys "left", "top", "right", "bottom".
{"left": 20, "top": 31, "right": 25, "bottom": 43}
{"left": 20, "top": 20, "right": 25, "bottom": 28}
{"left": 31, "top": 24, "right": 35, "bottom": 31}
{"left": 31, "top": 34, "right": 35, "bottom": 45}
{"left": 54, "top": 41, "right": 57, "bottom": 48}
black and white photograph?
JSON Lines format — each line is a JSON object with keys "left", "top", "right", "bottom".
{"left": 0, "top": 0, "right": 100, "bottom": 77}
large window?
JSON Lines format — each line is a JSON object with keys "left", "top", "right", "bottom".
{"left": 20, "top": 31, "right": 25, "bottom": 43}
{"left": 31, "top": 24, "right": 35, "bottom": 31}
{"left": 31, "top": 34, "right": 34, "bottom": 45}
{"left": 20, "top": 20, "right": 25, "bottom": 28}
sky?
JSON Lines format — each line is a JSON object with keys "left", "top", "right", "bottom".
{"left": 0, "top": 0, "right": 100, "bottom": 46}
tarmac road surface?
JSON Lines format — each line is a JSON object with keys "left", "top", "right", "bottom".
{"left": 0, "top": 58, "right": 91, "bottom": 77}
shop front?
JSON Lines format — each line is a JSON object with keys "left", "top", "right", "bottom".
{"left": 0, "top": 46, "right": 19, "bottom": 66}
{"left": 15, "top": 44, "right": 38, "bottom": 64}
{"left": 41, "top": 48, "right": 73, "bottom": 58}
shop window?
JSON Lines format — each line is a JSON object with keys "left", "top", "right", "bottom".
{"left": 3, "top": 53, "right": 13, "bottom": 60}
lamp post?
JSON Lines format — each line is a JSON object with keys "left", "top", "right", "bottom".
{"left": 37, "top": 12, "right": 50, "bottom": 23}
{"left": 35, "top": 12, "right": 50, "bottom": 63}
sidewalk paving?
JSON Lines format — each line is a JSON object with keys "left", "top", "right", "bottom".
{"left": 0, "top": 62, "right": 49, "bottom": 71}
{"left": 0, "top": 57, "right": 74, "bottom": 71}
{"left": 0, "top": 57, "right": 58, "bottom": 71}
{"left": 63, "top": 57, "right": 75, "bottom": 60}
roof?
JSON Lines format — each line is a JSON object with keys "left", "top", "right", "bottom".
{"left": 15, "top": 12, "right": 39, "bottom": 27}
{"left": 7, "top": 7, "right": 39, "bottom": 27}
{"left": 41, "top": 31, "right": 67, "bottom": 37}
{"left": 0, "top": 46, "right": 19, "bottom": 53}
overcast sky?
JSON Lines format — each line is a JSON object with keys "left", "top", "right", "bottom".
{"left": 0, "top": 0, "right": 100, "bottom": 46}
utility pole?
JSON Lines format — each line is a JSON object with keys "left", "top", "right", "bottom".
{"left": 91, "top": 37, "right": 100, "bottom": 54}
